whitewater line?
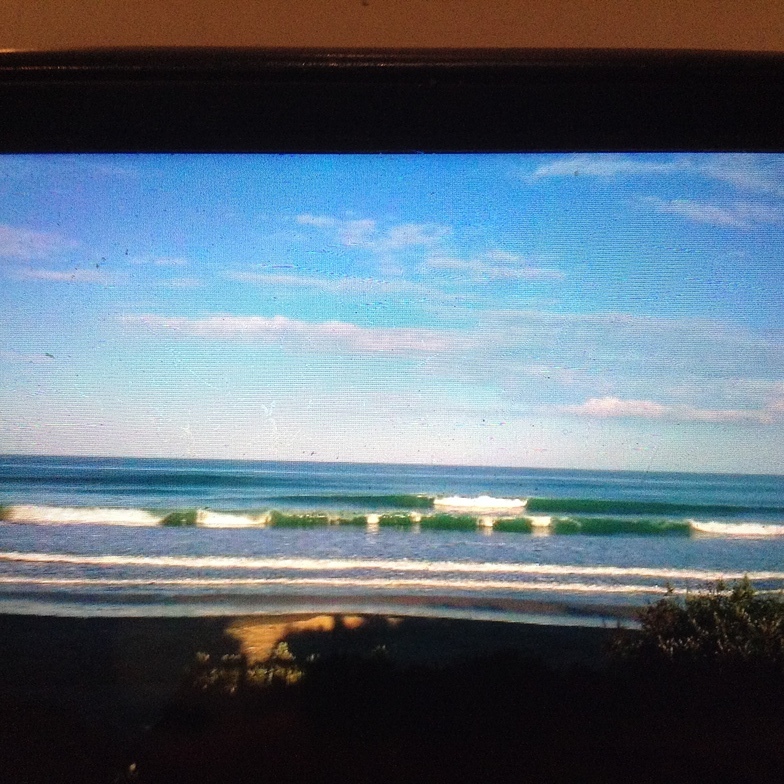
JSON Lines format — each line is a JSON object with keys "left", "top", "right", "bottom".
{"left": 0, "top": 575, "right": 697, "bottom": 594}
{"left": 1, "top": 551, "right": 783, "bottom": 582}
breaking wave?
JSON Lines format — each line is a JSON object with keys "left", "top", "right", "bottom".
{"left": 0, "top": 505, "right": 160, "bottom": 526}
{"left": 434, "top": 495, "right": 527, "bottom": 511}
{"left": 0, "top": 506, "right": 784, "bottom": 538}
{"left": 688, "top": 520, "right": 784, "bottom": 536}
{"left": 526, "top": 497, "right": 784, "bottom": 517}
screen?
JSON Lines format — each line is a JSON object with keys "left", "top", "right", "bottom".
{"left": 1, "top": 152, "right": 784, "bottom": 622}
{"left": 3, "top": 148, "right": 784, "bottom": 784}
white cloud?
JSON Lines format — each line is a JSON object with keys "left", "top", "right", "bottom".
{"left": 561, "top": 396, "right": 781, "bottom": 425}
{"left": 531, "top": 153, "right": 784, "bottom": 197}
{"left": 531, "top": 155, "right": 679, "bottom": 179}
{"left": 296, "top": 214, "right": 337, "bottom": 228}
{"left": 645, "top": 197, "right": 784, "bottom": 229}
{"left": 226, "top": 270, "right": 421, "bottom": 295}
{"left": 0, "top": 224, "right": 76, "bottom": 260}
{"left": 695, "top": 154, "right": 784, "bottom": 195}
{"left": 159, "top": 277, "right": 203, "bottom": 289}
{"left": 120, "top": 313, "right": 464, "bottom": 355}
{"left": 130, "top": 255, "right": 189, "bottom": 267}
{"left": 15, "top": 268, "right": 123, "bottom": 284}
{"left": 427, "top": 250, "right": 564, "bottom": 281}
{"left": 296, "top": 214, "right": 449, "bottom": 252}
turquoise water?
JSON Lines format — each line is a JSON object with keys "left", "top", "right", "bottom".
{"left": 1, "top": 456, "right": 783, "bottom": 622}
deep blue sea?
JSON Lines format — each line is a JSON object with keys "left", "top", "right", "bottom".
{"left": 1, "top": 456, "right": 783, "bottom": 625}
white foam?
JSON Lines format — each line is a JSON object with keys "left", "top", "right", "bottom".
{"left": 527, "top": 515, "right": 552, "bottom": 528}
{"left": 2, "top": 551, "right": 783, "bottom": 583}
{"left": 689, "top": 520, "right": 784, "bottom": 537}
{"left": 2, "top": 505, "right": 160, "bottom": 526}
{"left": 434, "top": 495, "right": 527, "bottom": 511}
{"left": 0, "top": 575, "right": 694, "bottom": 595}
{"left": 196, "top": 510, "right": 265, "bottom": 528}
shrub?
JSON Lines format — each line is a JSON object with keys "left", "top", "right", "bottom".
{"left": 188, "top": 643, "right": 304, "bottom": 695}
{"left": 610, "top": 578, "right": 784, "bottom": 674}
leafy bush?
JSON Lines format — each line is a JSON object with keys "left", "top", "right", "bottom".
{"left": 610, "top": 578, "right": 784, "bottom": 674}
{"left": 189, "top": 643, "right": 304, "bottom": 695}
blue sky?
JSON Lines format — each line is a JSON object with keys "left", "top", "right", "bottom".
{"left": 1, "top": 153, "right": 783, "bottom": 472}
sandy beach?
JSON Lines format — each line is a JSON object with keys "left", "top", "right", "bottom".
{"left": 0, "top": 609, "right": 618, "bottom": 782}
{"left": 0, "top": 608, "right": 618, "bottom": 704}
{"left": 1, "top": 606, "right": 783, "bottom": 782}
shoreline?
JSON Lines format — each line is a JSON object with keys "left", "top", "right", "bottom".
{"left": 0, "top": 592, "right": 642, "bottom": 626}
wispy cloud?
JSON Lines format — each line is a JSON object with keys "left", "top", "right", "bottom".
{"left": 644, "top": 197, "right": 784, "bottom": 228}
{"left": 226, "top": 270, "right": 422, "bottom": 295}
{"left": 296, "top": 214, "right": 336, "bottom": 229}
{"left": 427, "top": 250, "right": 564, "bottom": 281}
{"left": 130, "top": 255, "right": 189, "bottom": 267}
{"left": 0, "top": 224, "right": 76, "bottom": 261}
{"left": 296, "top": 214, "right": 449, "bottom": 252}
{"left": 158, "top": 277, "right": 203, "bottom": 289}
{"left": 560, "top": 396, "right": 782, "bottom": 425}
{"left": 531, "top": 154, "right": 784, "bottom": 199}
{"left": 531, "top": 155, "right": 678, "bottom": 179}
{"left": 14, "top": 268, "right": 124, "bottom": 284}
{"left": 419, "top": 307, "right": 784, "bottom": 409}
{"left": 120, "top": 313, "right": 465, "bottom": 355}
{"left": 694, "top": 154, "right": 784, "bottom": 196}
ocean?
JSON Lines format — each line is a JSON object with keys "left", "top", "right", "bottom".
{"left": 1, "top": 455, "right": 783, "bottom": 625}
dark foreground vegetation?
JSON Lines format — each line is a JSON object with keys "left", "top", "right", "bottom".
{"left": 115, "top": 582, "right": 784, "bottom": 784}
{"left": 1, "top": 582, "right": 783, "bottom": 784}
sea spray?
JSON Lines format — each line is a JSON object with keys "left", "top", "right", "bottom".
{"left": 688, "top": 520, "right": 784, "bottom": 536}
{"left": 434, "top": 495, "right": 527, "bottom": 511}
{"left": 4, "top": 505, "right": 161, "bottom": 526}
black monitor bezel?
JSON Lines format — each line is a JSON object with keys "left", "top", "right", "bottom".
{"left": 0, "top": 48, "right": 783, "bottom": 153}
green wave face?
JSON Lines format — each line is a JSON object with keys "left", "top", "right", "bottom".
{"left": 551, "top": 517, "right": 692, "bottom": 536}
{"left": 494, "top": 517, "right": 534, "bottom": 533}
{"left": 270, "top": 494, "right": 435, "bottom": 510}
{"left": 267, "top": 511, "right": 332, "bottom": 528}
{"left": 526, "top": 497, "right": 775, "bottom": 517}
{"left": 419, "top": 514, "right": 477, "bottom": 531}
{"left": 160, "top": 510, "right": 198, "bottom": 527}
{"left": 378, "top": 514, "right": 416, "bottom": 528}
{"left": 334, "top": 515, "right": 371, "bottom": 527}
